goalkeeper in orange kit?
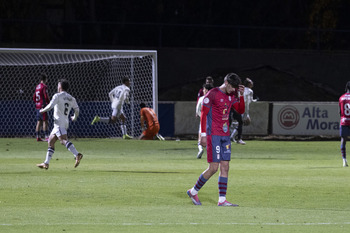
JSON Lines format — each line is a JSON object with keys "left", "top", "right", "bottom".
{"left": 139, "top": 102, "right": 162, "bottom": 140}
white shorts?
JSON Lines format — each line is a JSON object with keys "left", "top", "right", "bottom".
{"left": 112, "top": 108, "right": 124, "bottom": 118}
{"left": 51, "top": 124, "right": 68, "bottom": 138}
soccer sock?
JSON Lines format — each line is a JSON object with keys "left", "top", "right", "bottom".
{"left": 218, "top": 176, "right": 228, "bottom": 203}
{"left": 198, "top": 142, "right": 203, "bottom": 151}
{"left": 191, "top": 174, "right": 208, "bottom": 195}
{"left": 44, "top": 131, "right": 49, "bottom": 138}
{"left": 65, "top": 141, "right": 79, "bottom": 157}
{"left": 341, "top": 144, "right": 346, "bottom": 159}
{"left": 100, "top": 117, "right": 110, "bottom": 123}
{"left": 44, "top": 147, "right": 55, "bottom": 164}
{"left": 121, "top": 124, "right": 127, "bottom": 135}
{"left": 36, "top": 131, "right": 40, "bottom": 139}
{"left": 230, "top": 129, "right": 237, "bottom": 139}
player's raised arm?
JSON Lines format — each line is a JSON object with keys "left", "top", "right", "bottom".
{"left": 233, "top": 85, "right": 245, "bottom": 114}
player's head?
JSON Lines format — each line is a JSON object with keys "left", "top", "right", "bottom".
{"left": 140, "top": 102, "right": 146, "bottom": 109}
{"left": 122, "top": 77, "right": 130, "bottom": 87}
{"left": 40, "top": 73, "right": 48, "bottom": 83}
{"left": 58, "top": 79, "right": 69, "bottom": 92}
{"left": 203, "top": 83, "right": 213, "bottom": 95}
{"left": 224, "top": 73, "right": 241, "bottom": 94}
{"left": 244, "top": 78, "right": 254, "bottom": 88}
{"left": 346, "top": 81, "right": 350, "bottom": 93}
{"left": 205, "top": 76, "right": 214, "bottom": 85}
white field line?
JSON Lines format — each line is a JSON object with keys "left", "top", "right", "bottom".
{"left": 2, "top": 222, "right": 350, "bottom": 226}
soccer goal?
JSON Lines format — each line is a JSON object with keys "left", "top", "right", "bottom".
{"left": 0, "top": 48, "right": 158, "bottom": 138}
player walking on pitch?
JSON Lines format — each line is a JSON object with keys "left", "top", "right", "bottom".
{"left": 187, "top": 73, "right": 245, "bottom": 206}
{"left": 91, "top": 77, "right": 133, "bottom": 139}
{"left": 339, "top": 81, "right": 350, "bottom": 167}
{"left": 36, "top": 79, "right": 83, "bottom": 170}
{"left": 33, "top": 74, "right": 50, "bottom": 141}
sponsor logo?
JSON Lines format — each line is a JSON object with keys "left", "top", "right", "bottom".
{"left": 278, "top": 105, "right": 300, "bottom": 129}
{"left": 203, "top": 97, "right": 209, "bottom": 104}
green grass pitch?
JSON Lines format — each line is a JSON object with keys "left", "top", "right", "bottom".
{"left": 1, "top": 138, "right": 350, "bottom": 233}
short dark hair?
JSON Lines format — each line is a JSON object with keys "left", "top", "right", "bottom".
{"left": 140, "top": 102, "right": 146, "bottom": 109}
{"left": 224, "top": 73, "right": 241, "bottom": 88}
{"left": 243, "top": 78, "right": 253, "bottom": 87}
{"left": 59, "top": 79, "right": 69, "bottom": 91}
{"left": 122, "top": 77, "right": 130, "bottom": 84}
{"left": 203, "top": 83, "right": 214, "bottom": 91}
{"left": 346, "top": 81, "right": 350, "bottom": 92}
{"left": 40, "top": 73, "right": 47, "bottom": 82}
{"left": 206, "top": 76, "right": 214, "bottom": 84}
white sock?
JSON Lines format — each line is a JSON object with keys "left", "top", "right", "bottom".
{"left": 198, "top": 144, "right": 203, "bottom": 151}
{"left": 44, "top": 147, "right": 55, "bottom": 164}
{"left": 66, "top": 141, "right": 79, "bottom": 157}
{"left": 100, "top": 117, "right": 110, "bottom": 123}
{"left": 219, "top": 196, "right": 226, "bottom": 203}
{"left": 191, "top": 187, "right": 198, "bottom": 195}
{"left": 121, "top": 124, "right": 127, "bottom": 135}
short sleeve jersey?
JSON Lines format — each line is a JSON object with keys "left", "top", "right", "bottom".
{"left": 339, "top": 93, "right": 350, "bottom": 126}
{"left": 140, "top": 107, "right": 159, "bottom": 128}
{"left": 33, "top": 83, "right": 49, "bottom": 109}
{"left": 202, "top": 87, "right": 238, "bottom": 136}
{"left": 110, "top": 84, "right": 130, "bottom": 109}
{"left": 45, "top": 92, "right": 79, "bottom": 127}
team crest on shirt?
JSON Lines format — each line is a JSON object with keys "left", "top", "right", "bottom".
{"left": 223, "top": 122, "right": 228, "bottom": 133}
{"left": 203, "top": 97, "right": 209, "bottom": 104}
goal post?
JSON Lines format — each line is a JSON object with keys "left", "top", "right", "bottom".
{"left": 0, "top": 48, "right": 158, "bottom": 138}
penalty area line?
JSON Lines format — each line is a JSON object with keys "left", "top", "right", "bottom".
{"left": 2, "top": 222, "right": 350, "bottom": 226}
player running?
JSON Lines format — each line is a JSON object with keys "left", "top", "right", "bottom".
{"left": 187, "top": 73, "right": 245, "bottom": 206}
{"left": 91, "top": 77, "right": 133, "bottom": 139}
{"left": 33, "top": 74, "right": 50, "bottom": 141}
{"left": 36, "top": 79, "right": 83, "bottom": 170}
{"left": 339, "top": 81, "right": 350, "bottom": 167}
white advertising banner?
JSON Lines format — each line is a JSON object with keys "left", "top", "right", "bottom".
{"left": 272, "top": 102, "right": 340, "bottom": 136}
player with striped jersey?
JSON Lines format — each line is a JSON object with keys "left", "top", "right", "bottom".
{"left": 33, "top": 74, "right": 50, "bottom": 141}
{"left": 339, "top": 81, "right": 350, "bottom": 167}
{"left": 187, "top": 73, "right": 245, "bottom": 206}
{"left": 36, "top": 79, "right": 83, "bottom": 170}
{"left": 91, "top": 77, "right": 133, "bottom": 139}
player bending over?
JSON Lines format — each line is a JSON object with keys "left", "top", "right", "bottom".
{"left": 36, "top": 79, "right": 83, "bottom": 170}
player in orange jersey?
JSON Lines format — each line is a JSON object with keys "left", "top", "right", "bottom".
{"left": 139, "top": 103, "right": 160, "bottom": 140}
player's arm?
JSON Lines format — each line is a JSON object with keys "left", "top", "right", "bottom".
{"left": 124, "top": 89, "right": 130, "bottom": 104}
{"left": 71, "top": 99, "right": 79, "bottom": 122}
{"left": 40, "top": 94, "right": 57, "bottom": 113}
{"left": 43, "top": 86, "right": 50, "bottom": 104}
{"left": 233, "top": 85, "right": 245, "bottom": 114}
{"left": 200, "top": 105, "right": 210, "bottom": 147}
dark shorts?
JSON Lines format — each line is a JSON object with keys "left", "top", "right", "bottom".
{"left": 340, "top": 125, "right": 350, "bottom": 137}
{"left": 36, "top": 109, "right": 48, "bottom": 121}
{"left": 207, "top": 135, "right": 231, "bottom": 163}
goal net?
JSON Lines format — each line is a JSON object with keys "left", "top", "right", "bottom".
{"left": 0, "top": 48, "right": 158, "bottom": 138}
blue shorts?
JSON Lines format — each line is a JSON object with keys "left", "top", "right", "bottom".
{"left": 36, "top": 109, "right": 48, "bottom": 121}
{"left": 340, "top": 125, "right": 350, "bottom": 137}
{"left": 206, "top": 135, "right": 231, "bottom": 163}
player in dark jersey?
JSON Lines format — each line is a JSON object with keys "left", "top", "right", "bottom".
{"left": 197, "top": 76, "right": 214, "bottom": 102}
{"left": 187, "top": 73, "right": 245, "bottom": 206}
{"left": 33, "top": 74, "right": 50, "bottom": 141}
{"left": 339, "top": 81, "right": 350, "bottom": 167}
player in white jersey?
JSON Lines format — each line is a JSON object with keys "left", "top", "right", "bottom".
{"left": 242, "top": 78, "right": 258, "bottom": 125}
{"left": 91, "top": 77, "right": 133, "bottom": 139}
{"left": 230, "top": 78, "right": 257, "bottom": 144}
{"left": 195, "top": 83, "right": 213, "bottom": 159}
{"left": 36, "top": 79, "right": 83, "bottom": 170}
